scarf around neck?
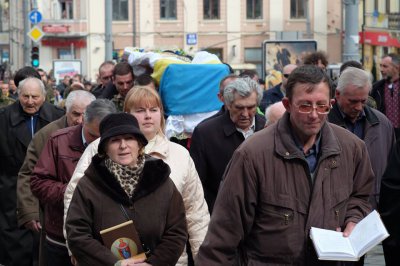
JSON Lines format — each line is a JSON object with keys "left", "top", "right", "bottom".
{"left": 105, "top": 154, "right": 145, "bottom": 198}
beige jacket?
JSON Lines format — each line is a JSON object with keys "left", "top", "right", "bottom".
{"left": 64, "top": 134, "right": 210, "bottom": 265}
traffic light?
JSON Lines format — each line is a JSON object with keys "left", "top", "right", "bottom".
{"left": 31, "top": 46, "right": 40, "bottom": 67}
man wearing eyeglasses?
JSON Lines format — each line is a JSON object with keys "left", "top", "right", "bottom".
{"left": 196, "top": 65, "right": 374, "bottom": 265}
{"left": 90, "top": 61, "right": 115, "bottom": 98}
{"left": 259, "top": 64, "right": 297, "bottom": 113}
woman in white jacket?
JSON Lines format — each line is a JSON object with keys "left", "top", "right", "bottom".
{"left": 64, "top": 85, "right": 210, "bottom": 265}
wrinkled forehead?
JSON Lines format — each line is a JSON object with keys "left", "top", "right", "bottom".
{"left": 342, "top": 84, "right": 370, "bottom": 96}
{"left": 292, "top": 82, "right": 330, "bottom": 99}
{"left": 381, "top": 57, "right": 396, "bottom": 66}
{"left": 20, "top": 81, "right": 44, "bottom": 95}
{"left": 100, "top": 65, "right": 114, "bottom": 74}
{"left": 231, "top": 90, "right": 258, "bottom": 104}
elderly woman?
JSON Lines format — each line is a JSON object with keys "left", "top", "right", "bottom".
{"left": 65, "top": 113, "right": 187, "bottom": 266}
{"left": 64, "top": 86, "right": 209, "bottom": 265}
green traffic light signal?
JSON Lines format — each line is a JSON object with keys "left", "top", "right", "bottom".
{"left": 31, "top": 46, "right": 40, "bottom": 67}
{"left": 32, "top": 58, "right": 39, "bottom": 67}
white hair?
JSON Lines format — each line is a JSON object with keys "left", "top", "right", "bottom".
{"left": 17, "top": 77, "right": 46, "bottom": 95}
{"left": 336, "top": 67, "right": 372, "bottom": 93}
{"left": 223, "top": 77, "right": 263, "bottom": 106}
{"left": 65, "top": 90, "right": 96, "bottom": 113}
{"left": 265, "top": 101, "right": 286, "bottom": 127}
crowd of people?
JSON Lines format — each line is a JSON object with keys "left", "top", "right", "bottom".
{"left": 0, "top": 50, "right": 399, "bottom": 266}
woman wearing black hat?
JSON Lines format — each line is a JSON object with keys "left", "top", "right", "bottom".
{"left": 65, "top": 113, "right": 188, "bottom": 266}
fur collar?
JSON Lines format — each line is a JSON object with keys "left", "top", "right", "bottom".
{"left": 86, "top": 154, "right": 171, "bottom": 205}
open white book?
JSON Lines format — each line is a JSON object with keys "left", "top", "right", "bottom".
{"left": 310, "top": 210, "right": 389, "bottom": 261}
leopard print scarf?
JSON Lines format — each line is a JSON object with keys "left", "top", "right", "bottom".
{"left": 104, "top": 154, "right": 145, "bottom": 198}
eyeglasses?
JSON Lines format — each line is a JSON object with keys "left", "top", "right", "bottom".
{"left": 283, "top": 74, "right": 290, "bottom": 78}
{"left": 294, "top": 103, "right": 332, "bottom": 114}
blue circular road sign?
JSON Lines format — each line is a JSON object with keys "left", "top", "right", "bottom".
{"left": 29, "top": 10, "right": 42, "bottom": 24}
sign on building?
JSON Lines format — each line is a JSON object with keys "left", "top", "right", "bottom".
{"left": 186, "top": 33, "right": 197, "bottom": 45}
{"left": 53, "top": 60, "right": 82, "bottom": 84}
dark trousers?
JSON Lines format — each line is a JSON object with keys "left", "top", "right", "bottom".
{"left": 395, "top": 127, "right": 400, "bottom": 141}
{"left": 383, "top": 241, "right": 400, "bottom": 266}
{"left": 0, "top": 226, "right": 35, "bottom": 266}
{"left": 45, "top": 241, "right": 72, "bottom": 266}
{"left": 0, "top": 185, "right": 39, "bottom": 266}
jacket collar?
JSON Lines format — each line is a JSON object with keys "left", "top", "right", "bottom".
{"left": 9, "top": 101, "right": 54, "bottom": 127}
{"left": 61, "top": 115, "right": 69, "bottom": 127}
{"left": 146, "top": 134, "right": 169, "bottom": 159}
{"left": 270, "top": 83, "right": 284, "bottom": 97}
{"left": 363, "top": 105, "right": 379, "bottom": 125}
{"left": 87, "top": 154, "right": 171, "bottom": 204}
{"left": 275, "top": 112, "right": 341, "bottom": 160}
{"left": 222, "top": 111, "right": 266, "bottom": 137}
{"left": 329, "top": 102, "right": 379, "bottom": 127}
{"left": 68, "top": 124, "right": 86, "bottom": 152}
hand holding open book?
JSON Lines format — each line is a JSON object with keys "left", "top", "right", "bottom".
{"left": 310, "top": 210, "right": 389, "bottom": 261}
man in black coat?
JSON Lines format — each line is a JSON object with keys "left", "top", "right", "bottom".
{"left": 259, "top": 64, "right": 297, "bottom": 113}
{"left": 0, "top": 76, "right": 64, "bottom": 266}
{"left": 99, "top": 62, "right": 134, "bottom": 111}
{"left": 90, "top": 61, "right": 115, "bottom": 98}
{"left": 190, "top": 77, "right": 266, "bottom": 213}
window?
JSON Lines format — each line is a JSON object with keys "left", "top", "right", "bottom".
{"left": 58, "top": 48, "right": 74, "bottom": 60}
{"left": 160, "top": 0, "right": 177, "bottom": 19}
{"left": 290, "top": 0, "right": 305, "bottom": 19}
{"left": 204, "top": 0, "right": 220, "bottom": 20}
{"left": 113, "top": 0, "right": 128, "bottom": 21}
{"left": 245, "top": 48, "right": 262, "bottom": 76}
{"left": 247, "top": 0, "right": 262, "bottom": 19}
{"left": 60, "top": 0, "right": 73, "bottom": 19}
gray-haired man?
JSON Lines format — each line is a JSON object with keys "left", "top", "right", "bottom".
{"left": 190, "top": 77, "right": 266, "bottom": 213}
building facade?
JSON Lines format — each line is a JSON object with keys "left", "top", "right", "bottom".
{"left": 360, "top": 0, "right": 400, "bottom": 80}
{"left": 7, "top": 0, "right": 344, "bottom": 81}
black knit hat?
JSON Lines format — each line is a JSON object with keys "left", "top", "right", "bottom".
{"left": 98, "top": 113, "right": 148, "bottom": 155}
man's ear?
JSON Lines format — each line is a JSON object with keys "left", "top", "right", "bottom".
{"left": 282, "top": 97, "right": 291, "bottom": 112}
{"left": 217, "top": 93, "right": 224, "bottom": 103}
{"left": 335, "top": 89, "right": 340, "bottom": 99}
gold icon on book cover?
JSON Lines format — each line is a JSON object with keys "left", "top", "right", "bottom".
{"left": 111, "top": 237, "right": 139, "bottom": 259}
{"left": 100, "top": 220, "right": 145, "bottom": 259}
